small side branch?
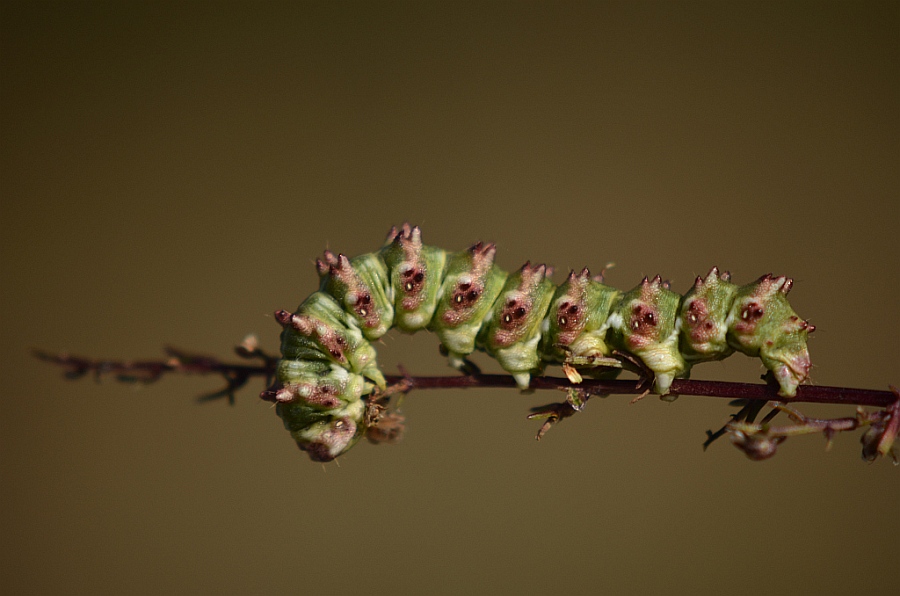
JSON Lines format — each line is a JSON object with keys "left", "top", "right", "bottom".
{"left": 33, "top": 336, "right": 278, "bottom": 405}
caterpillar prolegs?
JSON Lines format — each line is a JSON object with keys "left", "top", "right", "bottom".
{"left": 266, "top": 224, "right": 814, "bottom": 461}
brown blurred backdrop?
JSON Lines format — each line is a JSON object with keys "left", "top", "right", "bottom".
{"left": 2, "top": 2, "right": 898, "bottom": 595}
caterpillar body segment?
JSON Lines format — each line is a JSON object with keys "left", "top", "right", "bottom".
{"left": 429, "top": 242, "right": 509, "bottom": 369}
{"left": 477, "top": 262, "right": 557, "bottom": 389}
{"left": 270, "top": 224, "right": 814, "bottom": 461}
{"left": 380, "top": 224, "right": 448, "bottom": 333}
{"left": 540, "top": 268, "right": 623, "bottom": 380}
{"left": 316, "top": 251, "right": 394, "bottom": 341}
{"left": 275, "top": 360, "right": 363, "bottom": 401}
{"left": 606, "top": 276, "right": 688, "bottom": 395}
{"left": 678, "top": 267, "right": 737, "bottom": 365}
{"left": 275, "top": 291, "right": 385, "bottom": 389}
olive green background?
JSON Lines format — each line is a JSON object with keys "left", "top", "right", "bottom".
{"left": 2, "top": 2, "right": 897, "bottom": 595}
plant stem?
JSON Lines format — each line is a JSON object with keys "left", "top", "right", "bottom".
{"left": 34, "top": 348, "right": 895, "bottom": 408}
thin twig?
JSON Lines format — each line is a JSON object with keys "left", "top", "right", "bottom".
{"left": 32, "top": 347, "right": 899, "bottom": 462}
{"left": 33, "top": 348, "right": 895, "bottom": 407}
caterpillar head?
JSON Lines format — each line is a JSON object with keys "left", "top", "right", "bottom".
{"left": 761, "top": 313, "right": 814, "bottom": 397}
{"left": 275, "top": 394, "right": 366, "bottom": 462}
{"left": 290, "top": 413, "right": 366, "bottom": 462}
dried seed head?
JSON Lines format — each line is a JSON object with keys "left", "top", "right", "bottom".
{"left": 366, "top": 411, "right": 406, "bottom": 445}
{"left": 860, "top": 391, "right": 900, "bottom": 463}
{"left": 730, "top": 429, "right": 786, "bottom": 461}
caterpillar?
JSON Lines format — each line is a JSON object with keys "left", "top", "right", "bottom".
{"left": 265, "top": 224, "right": 814, "bottom": 462}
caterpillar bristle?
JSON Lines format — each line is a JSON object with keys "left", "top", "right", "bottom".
{"left": 274, "top": 225, "right": 814, "bottom": 460}
{"left": 314, "top": 258, "right": 329, "bottom": 276}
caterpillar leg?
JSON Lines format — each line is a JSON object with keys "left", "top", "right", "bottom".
{"left": 437, "top": 342, "right": 482, "bottom": 376}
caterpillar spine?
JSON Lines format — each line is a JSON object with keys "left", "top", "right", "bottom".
{"left": 268, "top": 224, "right": 814, "bottom": 461}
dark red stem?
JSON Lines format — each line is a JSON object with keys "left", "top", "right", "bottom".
{"left": 34, "top": 349, "right": 895, "bottom": 408}
{"left": 383, "top": 374, "right": 895, "bottom": 408}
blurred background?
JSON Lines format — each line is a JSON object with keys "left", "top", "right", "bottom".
{"left": 2, "top": 2, "right": 897, "bottom": 594}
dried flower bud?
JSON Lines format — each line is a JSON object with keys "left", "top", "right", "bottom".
{"left": 366, "top": 411, "right": 406, "bottom": 445}
{"left": 860, "top": 391, "right": 899, "bottom": 463}
{"left": 729, "top": 428, "right": 786, "bottom": 461}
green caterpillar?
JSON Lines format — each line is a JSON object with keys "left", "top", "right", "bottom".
{"left": 265, "top": 224, "right": 814, "bottom": 461}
